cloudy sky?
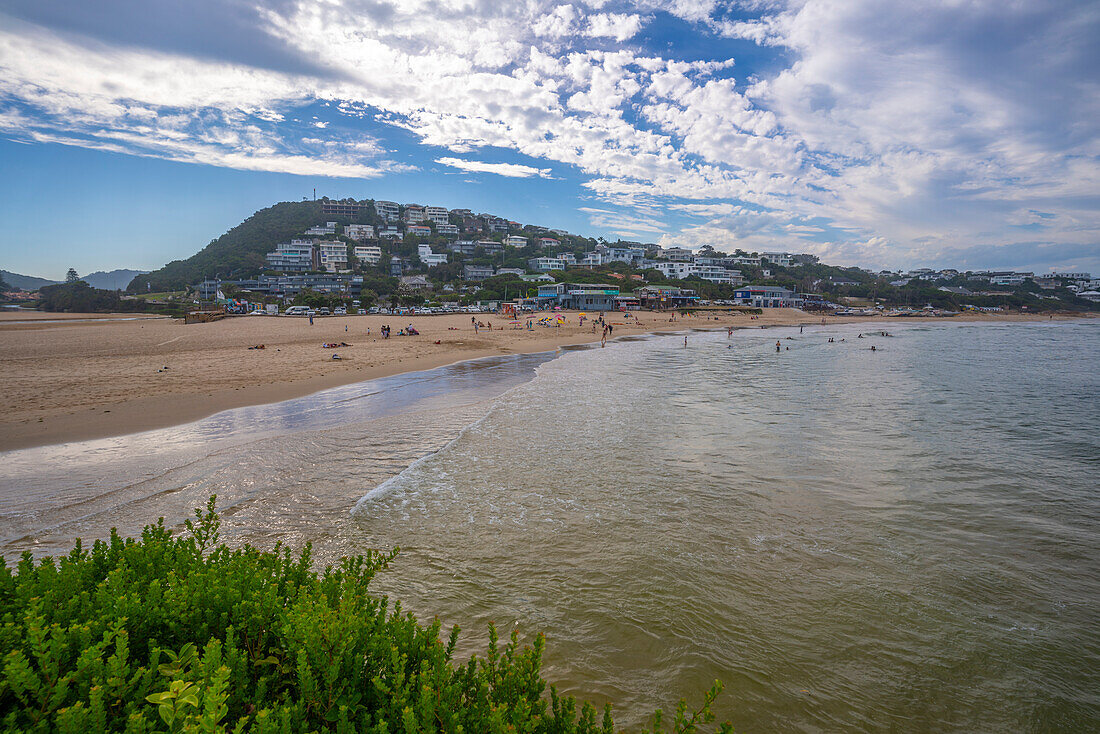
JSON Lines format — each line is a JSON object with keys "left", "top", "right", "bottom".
{"left": 1, "top": 0, "right": 1097, "bottom": 279}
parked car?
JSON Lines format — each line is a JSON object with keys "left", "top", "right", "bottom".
{"left": 247, "top": 309, "right": 266, "bottom": 316}
{"left": 333, "top": 307, "right": 347, "bottom": 315}
{"left": 318, "top": 307, "right": 331, "bottom": 316}
{"left": 283, "top": 306, "right": 310, "bottom": 316}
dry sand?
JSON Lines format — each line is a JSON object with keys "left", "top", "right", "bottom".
{"left": 0, "top": 308, "right": 1076, "bottom": 451}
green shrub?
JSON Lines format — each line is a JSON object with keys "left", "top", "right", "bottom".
{"left": 0, "top": 498, "right": 731, "bottom": 733}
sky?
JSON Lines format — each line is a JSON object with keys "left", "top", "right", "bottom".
{"left": 0, "top": 0, "right": 1097, "bottom": 280}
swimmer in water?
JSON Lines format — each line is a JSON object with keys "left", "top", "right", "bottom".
{"left": 776, "top": 340, "right": 781, "bottom": 352}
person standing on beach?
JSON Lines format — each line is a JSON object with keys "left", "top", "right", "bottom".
{"left": 309, "top": 313, "right": 314, "bottom": 326}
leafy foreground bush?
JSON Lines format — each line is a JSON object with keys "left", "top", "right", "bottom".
{"left": 1, "top": 498, "right": 731, "bottom": 733}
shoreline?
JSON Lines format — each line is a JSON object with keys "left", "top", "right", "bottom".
{"left": 0, "top": 309, "right": 1088, "bottom": 451}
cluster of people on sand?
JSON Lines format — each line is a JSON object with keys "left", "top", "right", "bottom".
{"left": 322, "top": 342, "right": 351, "bottom": 348}
{"left": 471, "top": 317, "right": 492, "bottom": 333}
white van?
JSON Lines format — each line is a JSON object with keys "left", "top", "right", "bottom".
{"left": 284, "top": 306, "right": 311, "bottom": 316}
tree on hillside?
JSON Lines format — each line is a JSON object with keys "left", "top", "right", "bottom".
{"left": 0, "top": 272, "right": 9, "bottom": 291}
{"left": 66, "top": 267, "right": 80, "bottom": 283}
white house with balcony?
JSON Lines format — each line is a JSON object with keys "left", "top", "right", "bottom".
{"left": 505, "top": 235, "right": 528, "bottom": 247}
{"left": 374, "top": 200, "right": 400, "bottom": 222}
{"left": 344, "top": 224, "right": 374, "bottom": 241}
{"left": 418, "top": 244, "right": 448, "bottom": 266}
{"left": 528, "top": 257, "right": 565, "bottom": 272}
{"left": 317, "top": 241, "right": 348, "bottom": 272}
{"left": 425, "top": 206, "right": 449, "bottom": 226}
{"left": 353, "top": 246, "right": 382, "bottom": 265}
{"left": 305, "top": 222, "right": 337, "bottom": 235}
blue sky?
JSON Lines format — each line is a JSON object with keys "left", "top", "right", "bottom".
{"left": 0, "top": 0, "right": 1097, "bottom": 280}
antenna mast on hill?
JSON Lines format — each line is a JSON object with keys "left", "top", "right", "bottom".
{"left": 313, "top": 188, "right": 316, "bottom": 201}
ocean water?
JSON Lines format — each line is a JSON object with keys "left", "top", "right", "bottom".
{"left": 2, "top": 321, "right": 1098, "bottom": 731}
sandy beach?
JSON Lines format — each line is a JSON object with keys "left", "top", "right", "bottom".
{"left": 0, "top": 308, "right": 1080, "bottom": 451}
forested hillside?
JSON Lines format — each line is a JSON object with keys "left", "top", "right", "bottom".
{"left": 128, "top": 201, "right": 324, "bottom": 291}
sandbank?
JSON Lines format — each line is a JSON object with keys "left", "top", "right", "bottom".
{"left": 0, "top": 308, "right": 1082, "bottom": 451}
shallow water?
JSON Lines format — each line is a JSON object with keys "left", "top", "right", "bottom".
{"left": 3, "top": 321, "right": 1098, "bottom": 731}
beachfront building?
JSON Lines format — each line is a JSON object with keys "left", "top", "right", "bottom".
{"left": 424, "top": 206, "right": 449, "bottom": 226}
{"left": 733, "top": 285, "right": 803, "bottom": 308}
{"left": 265, "top": 240, "right": 316, "bottom": 272}
{"left": 505, "top": 235, "right": 528, "bottom": 247}
{"left": 528, "top": 257, "right": 566, "bottom": 272}
{"left": 353, "top": 246, "right": 382, "bottom": 265}
{"left": 520, "top": 273, "right": 556, "bottom": 282}
{"left": 197, "top": 274, "right": 362, "bottom": 300}
{"left": 536, "top": 282, "right": 620, "bottom": 310}
{"left": 635, "top": 285, "right": 699, "bottom": 309}
{"left": 418, "top": 244, "right": 448, "bottom": 266}
{"left": 344, "top": 224, "right": 375, "bottom": 241}
{"left": 317, "top": 241, "right": 348, "bottom": 272}
{"left": 374, "top": 200, "right": 400, "bottom": 222}
{"left": 463, "top": 265, "right": 494, "bottom": 281}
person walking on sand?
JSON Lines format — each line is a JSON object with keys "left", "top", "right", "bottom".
{"left": 309, "top": 312, "right": 314, "bottom": 326}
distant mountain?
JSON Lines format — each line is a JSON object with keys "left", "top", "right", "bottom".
{"left": 82, "top": 269, "right": 147, "bottom": 290}
{"left": 130, "top": 200, "right": 326, "bottom": 292}
{"left": 0, "top": 270, "right": 60, "bottom": 290}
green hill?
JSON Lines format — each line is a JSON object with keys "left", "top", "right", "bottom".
{"left": 128, "top": 200, "right": 325, "bottom": 292}
{"left": 1, "top": 270, "right": 61, "bottom": 290}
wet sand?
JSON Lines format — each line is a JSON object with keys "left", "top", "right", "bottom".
{"left": 0, "top": 309, "right": 1079, "bottom": 450}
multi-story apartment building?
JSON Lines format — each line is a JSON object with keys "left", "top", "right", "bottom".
{"left": 424, "top": 206, "right": 449, "bottom": 226}
{"left": 407, "top": 224, "right": 432, "bottom": 237}
{"left": 404, "top": 205, "right": 427, "bottom": 223}
{"left": 528, "top": 257, "right": 565, "bottom": 272}
{"left": 377, "top": 226, "right": 402, "bottom": 239}
{"left": 663, "top": 247, "right": 694, "bottom": 262}
{"left": 374, "top": 200, "right": 400, "bottom": 222}
{"left": 321, "top": 201, "right": 362, "bottom": 216}
{"left": 344, "top": 224, "right": 375, "bottom": 241}
{"left": 505, "top": 235, "right": 528, "bottom": 247}
{"left": 435, "top": 223, "right": 459, "bottom": 236}
{"left": 353, "top": 246, "right": 383, "bottom": 265}
{"left": 265, "top": 240, "right": 316, "bottom": 272}
{"left": 317, "top": 241, "right": 348, "bottom": 272}
{"left": 538, "top": 237, "right": 561, "bottom": 248}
